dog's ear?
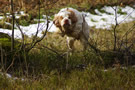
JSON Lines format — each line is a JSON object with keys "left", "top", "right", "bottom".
{"left": 53, "top": 15, "right": 61, "bottom": 27}
{"left": 67, "top": 9, "right": 77, "bottom": 24}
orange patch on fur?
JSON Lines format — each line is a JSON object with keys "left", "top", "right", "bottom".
{"left": 67, "top": 9, "right": 78, "bottom": 24}
{"left": 53, "top": 16, "right": 63, "bottom": 27}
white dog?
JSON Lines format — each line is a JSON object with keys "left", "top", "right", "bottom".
{"left": 53, "top": 8, "right": 89, "bottom": 50}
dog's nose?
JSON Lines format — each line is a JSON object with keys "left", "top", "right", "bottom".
{"left": 64, "top": 19, "right": 69, "bottom": 24}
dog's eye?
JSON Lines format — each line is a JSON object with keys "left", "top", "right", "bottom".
{"left": 69, "top": 16, "right": 71, "bottom": 19}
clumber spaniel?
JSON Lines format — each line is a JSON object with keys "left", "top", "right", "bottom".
{"left": 53, "top": 8, "right": 89, "bottom": 50}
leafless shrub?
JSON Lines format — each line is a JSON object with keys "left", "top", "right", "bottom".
{"left": 1, "top": 0, "right": 59, "bottom": 73}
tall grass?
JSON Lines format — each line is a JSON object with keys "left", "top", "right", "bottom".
{"left": 1, "top": 66, "right": 135, "bottom": 89}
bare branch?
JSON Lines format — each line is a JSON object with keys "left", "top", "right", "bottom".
{"left": 16, "top": 22, "right": 25, "bottom": 50}
{"left": 11, "top": 0, "right": 15, "bottom": 51}
{"left": 32, "top": 0, "right": 41, "bottom": 44}
{"left": 112, "top": 6, "right": 119, "bottom": 51}
{"left": 27, "top": 15, "right": 50, "bottom": 52}
{"left": 38, "top": 43, "right": 61, "bottom": 56}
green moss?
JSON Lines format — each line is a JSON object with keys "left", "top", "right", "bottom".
{"left": 91, "top": 18, "right": 98, "bottom": 22}
{"left": 101, "top": 18, "right": 107, "bottom": 21}
{"left": 0, "top": 33, "right": 11, "bottom": 51}
{"left": 98, "top": 8, "right": 106, "bottom": 13}
{"left": 117, "top": 7, "right": 127, "bottom": 15}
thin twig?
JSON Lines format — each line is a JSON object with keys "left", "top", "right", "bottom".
{"left": 119, "top": 9, "right": 135, "bottom": 25}
{"left": 16, "top": 22, "right": 25, "bottom": 50}
{"left": 38, "top": 43, "right": 61, "bottom": 56}
{"left": 0, "top": 45, "right": 4, "bottom": 71}
{"left": 118, "top": 23, "right": 135, "bottom": 51}
{"left": 5, "top": 53, "right": 15, "bottom": 72}
{"left": 32, "top": 1, "right": 41, "bottom": 44}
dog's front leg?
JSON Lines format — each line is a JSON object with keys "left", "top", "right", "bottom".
{"left": 66, "top": 37, "right": 75, "bottom": 51}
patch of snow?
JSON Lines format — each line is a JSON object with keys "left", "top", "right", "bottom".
{"left": 83, "top": 12, "right": 115, "bottom": 29}
{"left": 6, "top": 73, "right": 12, "bottom": 78}
{"left": 6, "top": 15, "right": 12, "bottom": 18}
{"left": 102, "top": 6, "right": 114, "bottom": 15}
{"left": 6, "top": 13, "right": 10, "bottom": 15}
{"left": 5, "top": 22, "right": 12, "bottom": 25}
{"left": 84, "top": 5, "right": 135, "bottom": 29}
{"left": 0, "top": 72, "right": 11, "bottom": 78}
{"left": 15, "top": 15, "right": 21, "bottom": 19}
{"left": 20, "top": 11, "right": 25, "bottom": 15}
{"left": 42, "top": 15, "right": 51, "bottom": 19}
{"left": 34, "top": 19, "right": 46, "bottom": 22}
{"left": 0, "top": 20, "right": 56, "bottom": 39}
{"left": 0, "top": 16, "right": 4, "bottom": 20}
{"left": 0, "top": 72, "right": 25, "bottom": 81}
{"left": 95, "top": 9, "right": 102, "bottom": 15}
{"left": 122, "top": 6, "right": 135, "bottom": 15}
{"left": 103, "top": 69, "right": 108, "bottom": 72}
{"left": 0, "top": 29, "right": 21, "bottom": 38}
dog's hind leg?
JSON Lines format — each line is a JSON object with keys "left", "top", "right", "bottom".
{"left": 80, "top": 36, "right": 89, "bottom": 51}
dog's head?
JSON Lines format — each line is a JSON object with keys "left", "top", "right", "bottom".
{"left": 53, "top": 8, "right": 78, "bottom": 30}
